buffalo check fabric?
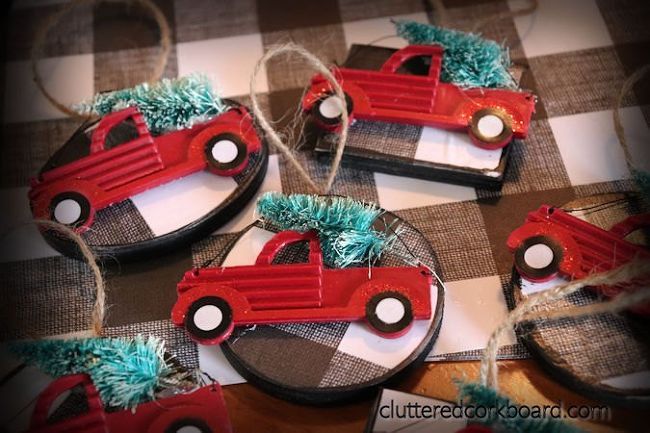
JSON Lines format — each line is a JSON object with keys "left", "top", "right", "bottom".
{"left": 2, "top": 0, "right": 649, "bottom": 393}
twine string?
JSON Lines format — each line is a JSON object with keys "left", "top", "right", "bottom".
{"left": 428, "top": 0, "right": 538, "bottom": 32}
{"left": 613, "top": 64, "right": 649, "bottom": 173}
{"left": 31, "top": 220, "right": 106, "bottom": 336}
{"left": 471, "top": 0, "right": 538, "bottom": 33}
{"left": 32, "top": 0, "right": 172, "bottom": 118}
{"left": 480, "top": 260, "right": 650, "bottom": 390}
{"left": 249, "top": 43, "right": 350, "bottom": 194}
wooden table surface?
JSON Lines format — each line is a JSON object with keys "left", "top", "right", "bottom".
{"left": 222, "top": 360, "right": 646, "bottom": 433}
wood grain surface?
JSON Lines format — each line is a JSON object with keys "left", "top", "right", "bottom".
{"left": 222, "top": 360, "right": 646, "bottom": 433}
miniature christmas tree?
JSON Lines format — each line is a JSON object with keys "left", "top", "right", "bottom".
{"left": 10, "top": 336, "right": 180, "bottom": 409}
{"left": 256, "top": 192, "right": 399, "bottom": 268}
{"left": 75, "top": 74, "right": 227, "bottom": 134}
{"left": 394, "top": 20, "right": 516, "bottom": 89}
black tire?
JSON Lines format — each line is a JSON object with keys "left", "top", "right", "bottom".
{"left": 312, "top": 93, "right": 353, "bottom": 126}
{"left": 365, "top": 291, "right": 413, "bottom": 335}
{"left": 469, "top": 108, "right": 513, "bottom": 148}
{"left": 185, "top": 296, "right": 233, "bottom": 342}
{"left": 514, "top": 235, "right": 563, "bottom": 280}
{"left": 164, "top": 418, "right": 212, "bottom": 433}
{"left": 49, "top": 192, "right": 91, "bottom": 228}
{"left": 204, "top": 133, "right": 248, "bottom": 174}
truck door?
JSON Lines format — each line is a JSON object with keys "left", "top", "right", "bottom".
{"left": 248, "top": 230, "right": 324, "bottom": 309}
{"left": 373, "top": 45, "right": 443, "bottom": 113}
{"left": 85, "top": 107, "right": 164, "bottom": 191}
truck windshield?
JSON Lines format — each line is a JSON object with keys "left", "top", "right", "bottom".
{"left": 39, "top": 119, "right": 96, "bottom": 175}
{"left": 47, "top": 384, "right": 90, "bottom": 424}
{"left": 343, "top": 45, "right": 431, "bottom": 76}
{"left": 272, "top": 240, "right": 310, "bottom": 264}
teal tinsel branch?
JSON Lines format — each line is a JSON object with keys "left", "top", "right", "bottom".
{"left": 457, "top": 382, "right": 584, "bottom": 433}
{"left": 256, "top": 192, "right": 399, "bottom": 268}
{"left": 74, "top": 74, "right": 227, "bottom": 134}
{"left": 393, "top": 20, "right": 516, "bottom": 89}
{"left": 10, "top": 336, "right": 173, "bottom": 410}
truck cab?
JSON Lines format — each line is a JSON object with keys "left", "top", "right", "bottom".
{"left": 302, "top": 44, "right": 535, "bottom": 150}
{"left": 27, "top": 374, "right": 232, "bottom": 433}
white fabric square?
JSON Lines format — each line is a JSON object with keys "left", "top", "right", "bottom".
{"left": 336, "top": 285, "right": 438, "bottom": 370}
{"left": 177, "top": 34, "right": 267, "bottom": 98}
{"left": 429, "top": 276, "right": 516, "bottom": 357}
{"left": 0, "top": 187, "right": 60, "bottom": 263}
{"left": 217, "top": 155, "right": 282, "bottom": 234}
{"left": 510, "top": 0, "right": 613, "bottom": 58}
{"left": 197, "top": 345, "right": 247, "bottom": 386}
{"left": 549, "top": 107, "right": 649, "bottom": 185}
{"left": 4, "top": 55, "right": 94, "bottom": 124}
{"left": 374, "top": 172, "right": 476, "bottom": 211}
{"left": 415, "top": 127, "right": 503, "bottom": 172}
{"left": 131, "top": 171, "right": 238, "bottom": 237}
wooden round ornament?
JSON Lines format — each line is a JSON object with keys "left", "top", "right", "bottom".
{"left": 507, "top": 192, "right": 650, "bottom": 408}
{"left": 36, "top": 101, "right": 269, "bottom": 263}
{"left": 193, "top": 211, "right": 445, "bottom": 404}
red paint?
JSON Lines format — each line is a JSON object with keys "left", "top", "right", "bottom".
{"left": 302, "top": 45, "right": 536, "bottom": 149}
{"left": 172, "top": 230, "right": 433, "bottom": 344}
{"left": 27, "top": 374, "right": 232, "bottom": 433}
{"left": 507, "top": 205, "right": 650, "bottom": 314}
{"left": 29, "top": 105, "right": 261, "bottom": 232}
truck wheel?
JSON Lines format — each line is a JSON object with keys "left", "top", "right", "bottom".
{"left": 313, "top": 93, "right": 353, "bottom": 126}
{"left": 514, "top": 235, "right": 563, "bottom": 281}
{"left": 469, "top": 108, "right": 513, "bottom": 150}
{"left": 49, "top": 192, "right": 92, "bottom": 228}
{"left": 164, "top": 418, "right": 212, "bottom": 433}
{"left": 365, "top": 291, "right": 413, "bottom": 336}
{"left": 185, "top": 296, "right": 233, "bottom": 344}
{"left": 204, "top": 133, "right": 248, "bottom": 176}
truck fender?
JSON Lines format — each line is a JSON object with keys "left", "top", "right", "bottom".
{"left": 30, "top": 179, "right": 101, "bottom": 229}
{"left": 171, "top": 284, "right": 252, "bottom": 327}
{"left": 507, "top": 222, "right": 584, "bottom": 279}
{"left": 347, "top": 279, "right": 415, "bottom": 316}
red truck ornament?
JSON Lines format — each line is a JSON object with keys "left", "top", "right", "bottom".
{"left": 302, "top": 45, "right": 536, "bottom": 150}
{"left": 28, "top": 105, "right": 261, "bottom": 232}
{"left": 507, "top": 205, "right": 650, "bottom": 314}
{"left": 26, "top": 374, "right": 232, "bottom": 433}
{"left": 172, "top": 230, "right": 433, "bottom": 345}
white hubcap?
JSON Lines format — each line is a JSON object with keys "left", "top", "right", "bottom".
{"left": 524, "top": 243, "right": 555, "bottom": 269}
{"left": 193, "top": 305, "right": 223, "bottom": 331}
{"left": 211, "top": 140, "right": 239, "bottom": 164}
{"left": 54, "top": 199, "right": 82, "bottom": 225}
{"left": 177, "top": 427, "right": 202, "bottom": 433}
{"left": 319, "top": 96, "right": 344, "bottom": 119}
{"left": 375, "top": 298, "right": 405, "bottom": 324}
{"left": 477, "top": 114, "right": 504, "bottom": 138}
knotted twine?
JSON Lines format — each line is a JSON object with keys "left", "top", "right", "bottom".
{"left": 32, "top": 0, "right": 172, "bottom": 119}
{"left": 28, "top": 220, "right": 106, "bottom": 336}
{"left": 480, "top": 260, "right": 650, "bottom": 391}
{"left": 249, "top": 43, "right": 350, "bottom": 194}
{"left": 613, "top": 64, "right": 650, "bottom": 193}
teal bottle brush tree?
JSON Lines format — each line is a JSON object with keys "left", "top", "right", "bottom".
{"left": 75, "top": 74, "right": 227, "bottom": 134}
{"left": 393, "top": 20, "right": 516, "bottom": 89}
{"left": 256, "top": 192, "right": 401, "bottom": 268}
{"left": 8, "top": 221, "right": 189, "bottom": 410}
{"left": 9, "top": 336, "right": 184, "bottom": 410}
